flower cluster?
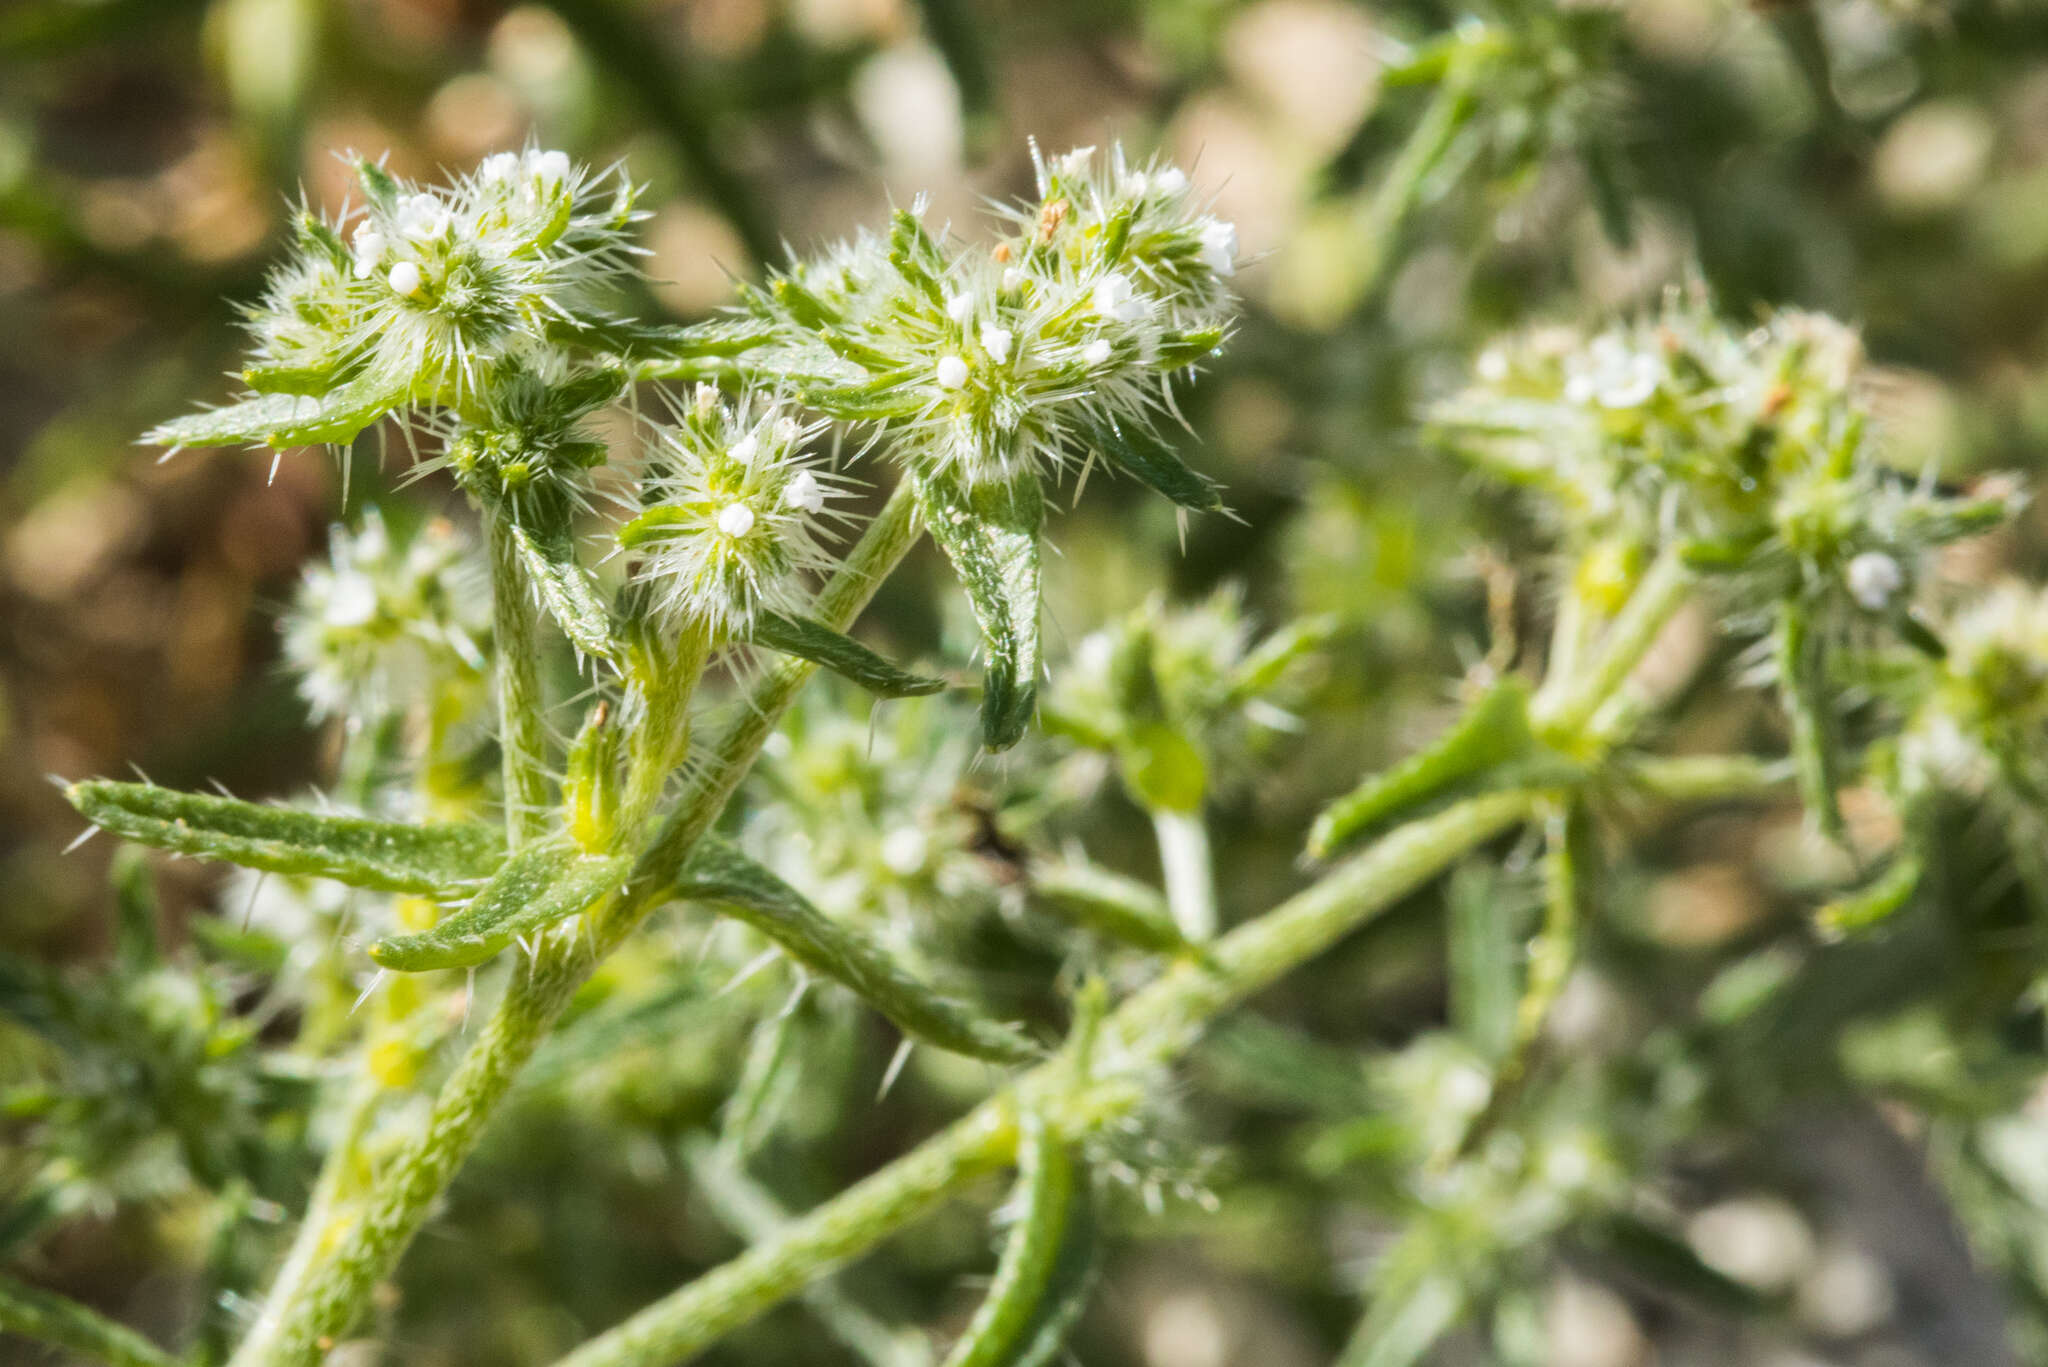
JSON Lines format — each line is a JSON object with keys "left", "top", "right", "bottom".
{"left": 617, "top": 386, "right": 844, "bottom": 639}
{"left": 726, "top": 144, "right": 1238, "bottom": 493}
{"left": 1437, "top": 292, "right": 2017, "bottom": 619}
{"left": 1899, "top": 580, "right": 2048, "bottom": 803}
{"left": 281, "top": 508, "right": 488, "bottom": 721}
{"left": 146, "top": 149, "right": 644, "bottom": 453}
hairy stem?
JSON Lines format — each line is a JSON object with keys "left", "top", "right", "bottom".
{"left": 488, "top": 515, "right": 554, "bottom": 848}
{"left": 228, "top": 485, "right": 924, "bottom": 1366}
{"left": 556, "top": 788, "right": 1542, "bottom": 1367}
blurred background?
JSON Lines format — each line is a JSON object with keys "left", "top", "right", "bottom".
{"left": 9, "top": 0, "right": 2048, "bottom": 1364}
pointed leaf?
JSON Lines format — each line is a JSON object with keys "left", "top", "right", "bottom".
{"left": 142, "top": 372, "right": 407, "bottom": 450}
{"left": 677, "top": 838, "right": 1039, "bottom": 1064}
{"left": 369, "top": 843, "right": 630, "bottom": 971}
{"left": 67, "top": 781, "right": 504, "bottom": 895}
{"left": 1307, "top": 676, "right": 1536, "bottom": 858}
{"left": 1029, "top": 859, "right": 1189, "bottom": 955}
{"left": 941, "top": 1112, "right": 1097, "bottom": 1367}
{"left": 915, "top": 470, "right": 1043, "bottom": 750}
{"left": 749, "top": 611, "right": 946, "bottom": 698}
{"left": 1082, "top": 415, "right": 1225, "bottom": 513}
{"left": 508, "top": 515, "right": 621, "bottom": 663}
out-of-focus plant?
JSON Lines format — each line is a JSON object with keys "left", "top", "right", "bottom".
{"left": 11, "top": 4, "right": 2048, "bottom": 1360}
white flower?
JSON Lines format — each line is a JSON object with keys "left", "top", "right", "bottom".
{"left": 1000, "top": 267, "right": 1025, "bottom": 293}
{"left": 945, "top": 291, "right": 975, "bottom": 323}
{"left": 1058, "top": 146, "right": 1097, "bottom": 179}
{"left": 980, "top": 325, "right": 1014, "bottom": 362}
{"left": 1846, "top": 551, "right": 1905, "bottom": 610}
{"left": 936, "top": 355, "right": 970, "bottom": 389}
{"left": 1567, "top": 334, "right": 1663, "bottom": 409}
{"left": 1198, "top": 220, "right": 1238, "bottom": 278}
{"left": 784, "top": 470, "right": 825, "bottom": 514}
{"left": 323, "top": 571, "right": 379, "bottom": 628}
{"left": 349, "top": 224, "right": 385, "bottom": 280}
{"left": 717, "top": 502, "right": 757, "bottom": 538}
{"left": 387, "top": 261, "right": 424, "bottom": 297}
{"left": 479, "top": 151, "right": 519, "bottom": 183}
{"left": 528, "top": 148, "right": 571, "bottom": 184}
{"left": 1092, "top": 272, "right": 1148, "bottom": 322}
{"left": 395, "top": 193, "right": 450, "bottom": 240}
{"left": 1152, "top": 166, "right": 1189, "bottom": 196}
{"left": 879, "top": 825, "right": 929, "bottom": 876}
{"left": 729, "top": 434, "right": 759, "bottom": 463}
{"left": 1082, "top": 338, "right": 1113, "bottom": 366}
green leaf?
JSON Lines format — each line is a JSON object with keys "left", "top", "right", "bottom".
{"left": 677, "top": 838, "right": 1039, "bottom": 1065}
{"left": 1117, "top": 721, "right": 1207, "bottom": 813}
{"left": 1081, "top": 414, "right": 1225, "bottom": 513}
{"left": 142, "top": 372, "right": 407, "bottom": 450}
{"left": 1777, "top": 599, "right": 1844, "bottom": 843}
{"left": 507, "top": 513, "right": 621, "bottom": 664}
{"left": 370, "top": 843, "right": 630, "bottom": 971}
{"left": 1029, "top": 859, "right": 1189, "bottom": 955}
{"left": 66, "top": 781, "right": 504, "bottom": 895}
{"left": 748, "top": 611, "right": 947, "bottom": 698}
{"left": 915, "top": 469, "right": 1044, "bottom": 751}
{"left": 1816, "top": 854, "right": 1924, "bottom": 938}
{"left": 1335, "top": 1273, "right": 1465, "bottom": 1367}
{"left": 941, "top": 1111, "right": 1097, "bottom": 1367}
{"left": 1307, "top": 676, "right": 1537, "bottom": 858}
{"left": 0, "top": 1270, "right": 179, "bottom": 1367}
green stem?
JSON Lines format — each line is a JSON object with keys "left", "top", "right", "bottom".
{"left": 555, "top": 788, "right": 1542, "bottom": 1367}
{"left": 1151, "top": 806, "right": 1218, "bottom": 942}
{"left": 227, "top": 485, "right": 924, "bottom": 1367}
{"left": 1532, "top": 547, "right": 1691, "bottom": 745}
{"left": 0, "top": 1273, "right": 179, "bottom": 1367}
{"left": 1352, "top": 52, "right": 1480, "bottom": 303}
{"left": 488, "top": 515, "right": 554, "bottom": 848}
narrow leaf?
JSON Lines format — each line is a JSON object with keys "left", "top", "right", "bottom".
{"left": 916, "top": 470, "right": 1044, "bottom": 751}
{"left": 1081, "top": 414, "right": 1224, "bottom": 513}
{"left": 749, "top": 611, "right": 947, "bottom": 698}
{"left": 508, "top": 515, "right": 621, "bottom": 663}
{"left": 142, "top": 372, "right": 406, "bottom": 450}
{"left": 941, "top": 1111, "right": 1096, "bottom": 1367}
{"left": 1307, "top": 676, "right": 1536, "bottom": 858}
{"left": 67, "top": 781, "right": 504, "bottom": 895}
{"left": 1777, "top": 599, "right": 1844, "bottom": 843}
{"left": 677, "top": 838, "right": 1039, "bottom": 1065}
{"left": 0, "top": 1271, "right": 179, "bottom": 1367}
{"left": 370, "top": 843, "right": 630, "bottom": 971}
{"left": 1029, "top": 859, "right": 1189, "bottom": 955}
{"left": 1816, "top": 854, "right": 1923, "bottom": 938}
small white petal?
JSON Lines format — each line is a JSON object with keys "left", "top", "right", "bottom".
{"left": 1082, "top": 339, "right": 1113, "bottom": 366}
{"left": 784, "top": 470, "right": 825, "bottom": 514}
{"left": 729, "top": 434, "right": 760, "bottom": 463}
{"left": 980, "top": 325, "right": 1014, "bottom": 362}
{"left": 1057, "top": 146, "right": 1096, "bottom": 179}
{"left": 324, "top": 573, "right": 378, "bottom": 628}
{"left": 1001, "top": 267, "right": 1025, "bottom": 293}
{"left": 1092, "top": 272, "right": 1148, "bottom": 322}
{"left": 880, "top": 826, "right": 929, "bottom": 876}
{"left": 530, "top": 149, "right": 572, "bottom": 183}
{"left": 945, "top": 291, "right": 974, "bottom": 322}
{"left": 936, "top": 355, "right": 970, "bottom": 389}
{"left": 479, "top": 152, "right": 519, "bottom": 182}
{"left": 387, "top": 261, "right": 424, "bottom": 297}
{"left": 350, "top": 225, "right": 385, "bottom": 280}
{"left": 1152, "top": 166, "right": 1189, "bottom": 195}
{"left": 1199, "top": 219, "right": 1238, "bottom": 278}
{"left": 717, "top": 502, "right": 757, "bottom": 538}
{"left": 1847, "top": 552, "right": 1905, "bottom": 610}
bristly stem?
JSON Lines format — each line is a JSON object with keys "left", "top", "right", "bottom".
{"left": 1532, "top": 546, "right": 1692, "bottom": 746}
{"left": 488, "top": 515, "right": 554, "bottom": 848}
{"left": 227, "top": 484, "right": 925, "bottom": 1367}
{"left": 554, "top": 787, "right": 1543, "bottom": 1367}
